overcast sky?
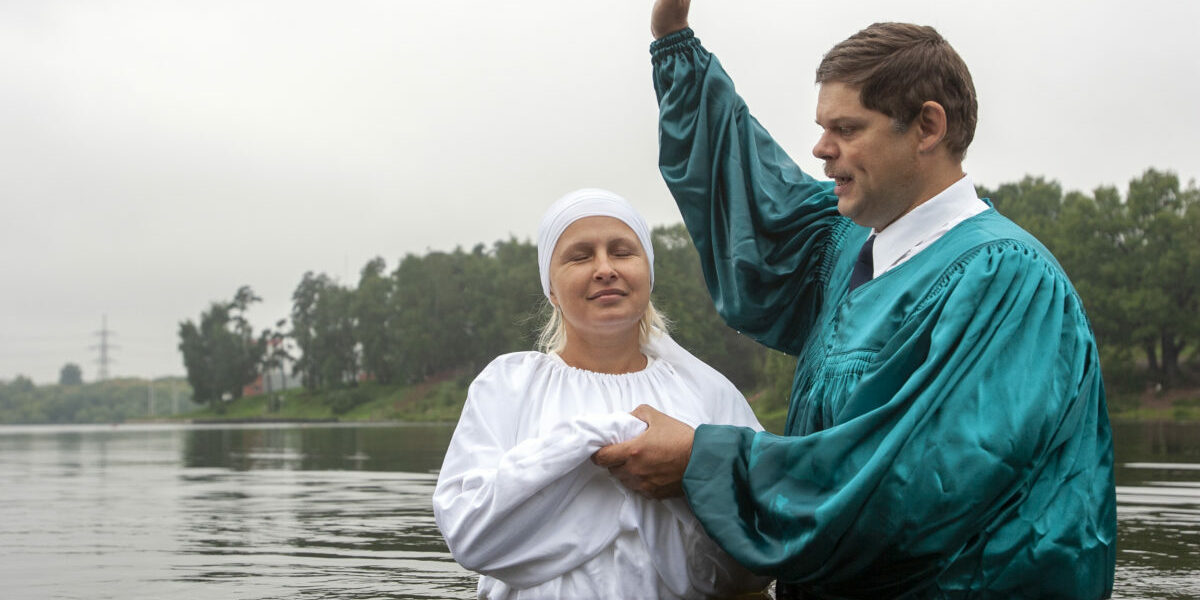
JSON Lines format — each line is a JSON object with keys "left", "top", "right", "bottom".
{"left": 3, "top": 0, "right": 1198, "bottom": 385}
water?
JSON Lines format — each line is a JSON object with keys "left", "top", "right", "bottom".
{"left": 0, "top": 423, "right": 474, "bottom": 599}
{"left": 0, "top": 421, "right": 1196, "bottom": 599}
{"left": 1111, "top": 422, "right": 1200, "bottom": 599}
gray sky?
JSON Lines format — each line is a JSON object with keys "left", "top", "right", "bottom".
{"left": 3, "top": 0, "right": 1198, "bottom": 385}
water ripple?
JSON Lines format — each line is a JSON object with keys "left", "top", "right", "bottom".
{"left": 3, "top": 423, "right": 1199, "bottom": 598}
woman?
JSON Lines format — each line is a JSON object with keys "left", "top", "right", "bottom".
{"left": 433, "top": 189, "right": 769, "bottom": 599}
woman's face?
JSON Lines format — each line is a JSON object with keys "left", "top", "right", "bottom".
{"left": 549, "top": 216, "right": 651, "bottom": 343}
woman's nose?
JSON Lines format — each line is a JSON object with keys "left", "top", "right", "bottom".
{"left": 593, "top": 254, "right": 617, "bottom": 280}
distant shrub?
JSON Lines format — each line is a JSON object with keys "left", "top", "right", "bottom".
{"left": 328, "top": 389, "right": 371, "bottom": 415}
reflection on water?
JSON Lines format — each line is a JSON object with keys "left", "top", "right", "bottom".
{"left": 179, "top": 424, "right": 459, "bottom": 474}
{"left": 173, "top": 469, "right": 468, "bottom": 599}
{"left": 0, "top": 423, "right": 475, "bottom": 599}
{"left": 1112, "top": 422, "right": 1200, "bottom": 600}
{"left": 0, "top": 421, "right": 1196, "bottom": 599}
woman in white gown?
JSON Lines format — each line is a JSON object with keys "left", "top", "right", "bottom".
{"left": 433, "top": 188, "right": 769, "bottom": 599}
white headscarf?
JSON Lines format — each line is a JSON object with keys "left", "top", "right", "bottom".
{"left": 536, "top": 188, "right": 655, "bottom": 299}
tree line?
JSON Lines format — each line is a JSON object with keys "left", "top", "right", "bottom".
{"left": 176, "top": 168, "right": 1198, "bottom": 415}
{"left": 0, "top": 376, "right": 191, "bottom": 424}
{"left": 981, "top": 168, "right": 1199, "bottom": 398}
{"left": 177, "top": 226, "right": 778, "bottom": 414}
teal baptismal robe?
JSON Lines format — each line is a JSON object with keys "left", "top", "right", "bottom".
{"left": 651, "top": 29, "right": 1116, "bottom": 598}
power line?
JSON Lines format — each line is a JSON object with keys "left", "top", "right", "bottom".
{"left": 90, "top": 314, "right": 118, "bottom": 381}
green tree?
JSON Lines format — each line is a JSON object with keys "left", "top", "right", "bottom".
{"left": 1057, "top": 186, "right": 1139, "bottom": 372}
{"left": 178, "top": 286, "right": 267, "bottom": 410}
{"left": 59, "top": 363, "right": 83, "bottom": 386}
{"left": 0, "top": 376, "right": 42, "bottom": 422}
{"left": 650, "top": 224, "right": 767, "bottom": 390}
{"left": 383, "top": 240, "right": 539, "bottom": 385}
{"left": 480, "top": 238, "right": 541, "bottom": 358}
{"left": 391, "top": 250, "right": 473, "bottom": 381}
{"left": 982, "top": 176, "right": 1065, "bottom": 250}
{"left": 458, "top": 240, "right": 541, "bottom": 370}
{"left": 291, "top": 272, "right": 358, "bottom": 390}
{"left": 1120, "top": 169, "right": 1200, "bottom": 387}
{"left": 983, "top": 169, "right": 1200, "bottom": 390}
{"left": 1, "top": 376, "right": 193, "bottom": 425}
{"left": 354, "top": 257, "right": 399, "bottom": 384}
{"left": 260, "top": 318, "right": 293, "bottom": 395}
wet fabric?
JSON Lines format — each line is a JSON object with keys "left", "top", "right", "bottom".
{"left": 650, "top": 28, "right": 1116, "bottom": 599}
{"left": 433, "top": 333, "right": 771, "bottom": 599}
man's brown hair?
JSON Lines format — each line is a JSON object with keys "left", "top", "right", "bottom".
{"left": 816, "top": 23, "right": 978, "bottom": 160}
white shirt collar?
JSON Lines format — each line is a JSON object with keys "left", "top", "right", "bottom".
{"left": 870, "top": 174, "right": 988, "bottom": 278}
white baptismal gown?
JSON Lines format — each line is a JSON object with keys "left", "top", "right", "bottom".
{"left": 433, "top": 333, "right": 769, "bottom": 599}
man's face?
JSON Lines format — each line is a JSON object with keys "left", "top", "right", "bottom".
{"left": 812, "top": 82, "right": 923, "bottom": 231}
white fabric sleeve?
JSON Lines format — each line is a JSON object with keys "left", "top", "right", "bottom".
{"left": 433, "top": 386, "right": 646, "bottom": 588}
{"left": 713, "top": 383, "right": 765, "bottom": 432}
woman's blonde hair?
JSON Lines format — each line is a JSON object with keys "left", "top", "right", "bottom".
{"left": 537, "top": 299, "right": 669, "bottom": 355}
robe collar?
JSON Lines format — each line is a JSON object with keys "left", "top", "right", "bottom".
{"left": 869, "top": 174, "right": 988, "bottom": 278}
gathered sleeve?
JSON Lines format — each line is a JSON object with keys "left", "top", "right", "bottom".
{"left": 432, "top": 365, "right": 647, "bottom": 589}
{"left": 652, "top": 29, "right": 850, "bottom": 353}
{"left": 681, "top": 242, "right": 1115, "bottom": 596}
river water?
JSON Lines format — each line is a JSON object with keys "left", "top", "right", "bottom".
{"left": 0, "top": 421, "right": 1195, "bottom": 599}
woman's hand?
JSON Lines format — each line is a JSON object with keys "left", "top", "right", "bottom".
{"left": 651, "top": 0, "right": 691, "bottom": 40}
{"left": 592, "top": 404, "right": 694, "bottom": 498}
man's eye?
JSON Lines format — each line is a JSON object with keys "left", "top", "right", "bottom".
{"left": 839, "top": 127, "right": 855, "bottom": 136}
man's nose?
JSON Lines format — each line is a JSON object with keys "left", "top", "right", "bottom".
{"left": 813, "top": 132, "right": 837, "bottom": 161}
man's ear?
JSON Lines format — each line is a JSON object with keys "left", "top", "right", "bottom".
{"left": 916, "top": 101, "right": 948, "bottom": 154}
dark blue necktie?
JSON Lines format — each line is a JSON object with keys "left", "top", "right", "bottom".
{"left": 848, "top": 235, "right": 876, "bottom": 292}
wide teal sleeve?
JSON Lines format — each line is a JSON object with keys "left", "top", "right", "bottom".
{"left": 683, "top": 243, "right": 1116, "bottom": 597}
{"left": 651, "top": 29, "right": 852, "bottom": 354}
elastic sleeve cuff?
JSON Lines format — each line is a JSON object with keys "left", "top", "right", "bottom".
{"left": 650, "top": 27, "right": 699, "bottom": 61}
{"left": 683, "top": 423, "right": 753, "bottom": 499}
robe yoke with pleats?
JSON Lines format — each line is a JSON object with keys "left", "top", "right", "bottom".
{"left": 651, "top": 28, "right": 1117, "bottom": 599}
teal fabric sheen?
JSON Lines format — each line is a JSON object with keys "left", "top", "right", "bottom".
{"left": 656, "top": 29, "right": 1116, "bottom": 599}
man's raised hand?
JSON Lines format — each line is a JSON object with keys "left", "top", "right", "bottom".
{"left": 651, "top": 0, "right": 691, "bottom": 39}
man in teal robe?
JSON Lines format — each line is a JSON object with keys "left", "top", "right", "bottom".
{"left": 593, "top": 2, "right": 1116, "bottom": 598}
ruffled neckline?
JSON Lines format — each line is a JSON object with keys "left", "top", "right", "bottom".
{"left": 542, "top": 349, "right": 666, "bottom": 380}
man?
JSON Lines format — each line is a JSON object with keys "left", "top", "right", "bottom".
{"left": 592, "top": 1, "right": 1116, "bottom": 597}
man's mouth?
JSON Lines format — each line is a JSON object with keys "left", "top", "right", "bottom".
{"left": 827, "top": 171, "right": 854, "bottom": 195}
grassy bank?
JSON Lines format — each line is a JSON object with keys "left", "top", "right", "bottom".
{"left": 1110, "top": 407, "right": 1200, "bottom": 422}
{"left": 1106, "top": 387, "right": 1200, "bottom": 422}
{"left": 184, "top": 375, "right": 792, "bottom": 430}
{"left": 185, "top": 376, "right": 472, "bottom": 423}
{"left": 183, "top": 378, "right": 1200, "bottom": 429}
